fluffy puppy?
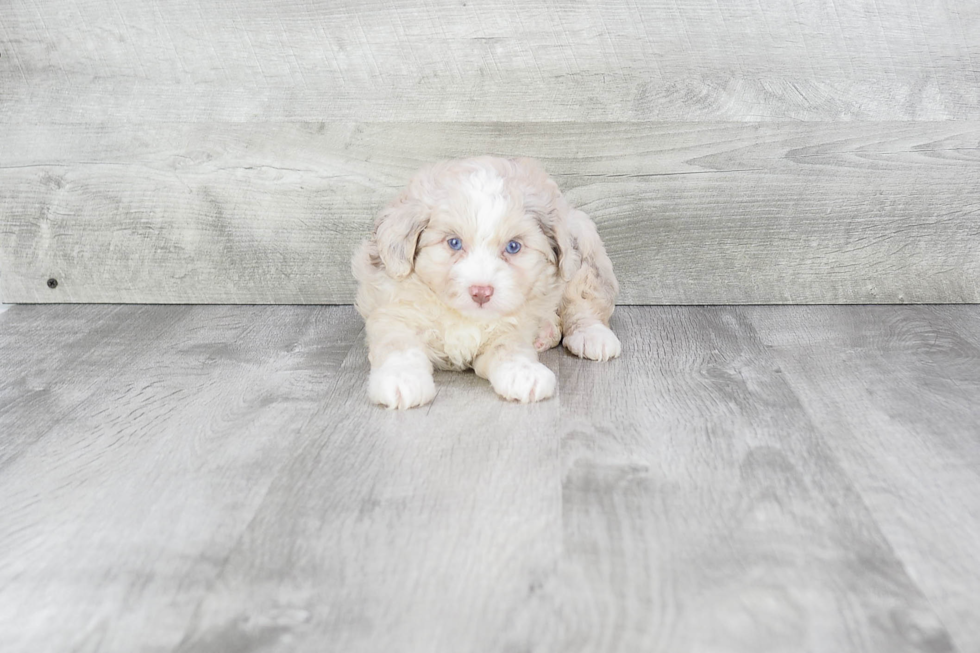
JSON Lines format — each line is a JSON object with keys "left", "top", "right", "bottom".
{"left": 352, "top": 156, "right": 620, "bottom": 409}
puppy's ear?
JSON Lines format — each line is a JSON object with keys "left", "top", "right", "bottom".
{"left": 373, "top": 191, "right": 429, "bottom": 280}
{"left": 513, "top": 157, "right": 581, "bottom": 281}
{"left": 548, "top": 200, "right": 584, "bottom": 282}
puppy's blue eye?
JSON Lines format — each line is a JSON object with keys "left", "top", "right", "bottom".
{"left": 505, "top": 240, "right": 522, "bottom": 254}
{"left": 447, "top": 237, "right": 462, "bottom": 251}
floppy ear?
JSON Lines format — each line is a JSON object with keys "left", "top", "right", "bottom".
{"left": 530, "top": 201, "right": 581, "bottom": 281}
{"left": 373, "top": 191, "right": 429, "bottom": 280}
{"left": 548, "top": 199, "right": 584, "bottom": 282}
{"left": 513, "top": 157, "right": 581, "bottom": 281}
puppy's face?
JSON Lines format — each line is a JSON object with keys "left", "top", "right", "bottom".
{"left": 375, "top": 159, "right": 567, "bottom": 321}
{"left": 412, "top": 167, "right": 558, "bottom": 320}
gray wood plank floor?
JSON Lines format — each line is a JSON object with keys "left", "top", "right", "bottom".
{"left": 1, "top": 305, "right": 977, "bottom": 652}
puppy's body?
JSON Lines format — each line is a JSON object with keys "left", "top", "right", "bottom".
{"left": 353, "top": 156, "right": 620, "bottom": 409}
{"left": 355, "top": 269, "right": 559, "bottom": 372}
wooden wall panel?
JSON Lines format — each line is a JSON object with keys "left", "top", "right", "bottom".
{"left": 2, "top": 0, "right": 978, "bottom": 303}
{"left": 2, "top": 122, "right": 978, "bottom": 304}
{"left": 1, "top": 0, "right": 978, "bottom": 122}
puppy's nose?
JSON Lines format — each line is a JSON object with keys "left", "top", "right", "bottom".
{"left": 469, "top": 285, "right": 494, "bottom": 306}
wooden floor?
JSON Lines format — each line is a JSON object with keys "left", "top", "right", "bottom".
{"left": 1, "top": 305, "right": 978, "bottom": 653}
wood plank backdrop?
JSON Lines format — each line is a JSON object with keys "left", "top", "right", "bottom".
{"left": 1, "top": 0, "right": 979, "bottom": 303}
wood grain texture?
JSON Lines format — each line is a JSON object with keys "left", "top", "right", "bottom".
{"left": 3, "top": 304, "right": 977, "bottom": 652}
{"left": 1, "top": 0, "right": 979, "bottom": 122}
{"left": 746, "top": 305, "right": 980, "bottom": 653}
{"left": 0, "top": 305, "right": 171, "bottom": 469}
{"left": 534, "top": 307, "right": 955, "bottom": 652}
{"left": 2, "top": 121, "right": 979, "bottom": 304}
{"left": 0, "top": 305, "right": 362, "bottom": 653}
{"left": 173, "top": 340, "right": 564, "bottom": 653}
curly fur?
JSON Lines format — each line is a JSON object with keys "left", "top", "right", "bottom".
{"left": 352, "top": 156, "right": 620, "bottom": 409}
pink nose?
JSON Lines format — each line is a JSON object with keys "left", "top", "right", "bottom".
{"left": 469, "top": 285, "right": 494, "bottom": 306}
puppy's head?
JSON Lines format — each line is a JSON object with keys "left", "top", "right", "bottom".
{"left": 374, "top": 157, "right": 579, "bottom": 320}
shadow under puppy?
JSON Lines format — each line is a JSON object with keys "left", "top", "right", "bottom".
{"left": 353, "top": 156, "right": 620, "bottom": 409}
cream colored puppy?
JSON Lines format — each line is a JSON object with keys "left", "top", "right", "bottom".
{"left": 352, "top": 156, "right": 620, "bottom": 409}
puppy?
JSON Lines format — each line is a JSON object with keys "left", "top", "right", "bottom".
{"left": 352, "top": 156, "right": 620, "bottom": 409}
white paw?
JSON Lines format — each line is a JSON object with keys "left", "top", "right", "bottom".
{"left": 369, "top": 349, "right": 436, "bottom": 410}
{"left": 563, "top": 323, "right": 621, "bottom": 361}
{"left": 488, "top": 359, "right": 556, "bottom": 403}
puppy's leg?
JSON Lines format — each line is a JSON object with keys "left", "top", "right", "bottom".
{"left": 560, "top": 253, "right": 621, "bottom": 362}
{"left": 474, "top": 339, "right": 556, "bottom": 403}
{"left": 365, "top": 315, "right": 436, "bottom": 410}
{"left": 534, "top": 312, "right": 562, "bottom": 352}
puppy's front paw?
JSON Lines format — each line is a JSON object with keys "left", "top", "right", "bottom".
{"left": 369, "top": 350, "right": 436, "bottom": 410}
{"left": 489, "top": 359, "right": 556, "bottom": 403}
{"left": 563, "top": 323, "right": 621, "bottom": 361}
